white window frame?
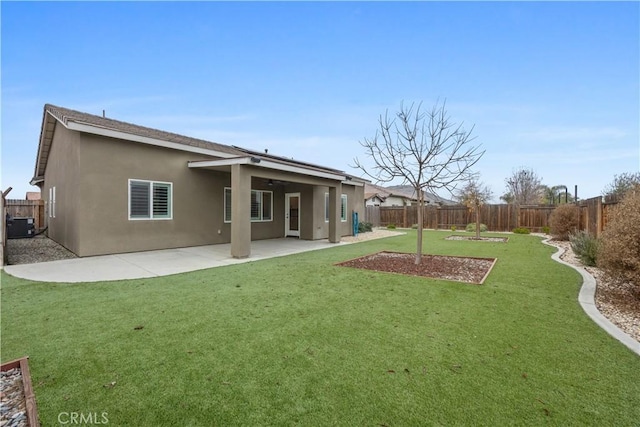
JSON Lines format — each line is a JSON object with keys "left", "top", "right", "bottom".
{"left": 224, "top": 187, "right": 273, "bottom": 223}
{"left": 49, "top": 186, "right": 56, "bottom": 219}
{"left": 325, "top": 193, "right": 348, "bottom": 222}
{"left": 128, "top": 179, "right": 173, "bottom": 220}
{"left": 341, "top": 194, "right": 348, "bottom": 222}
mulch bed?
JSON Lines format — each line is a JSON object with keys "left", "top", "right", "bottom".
{"left": 445, "top": 235, "right": 509, "bottom": 242}
{"left": 337, "top": 251, "right": 497, "bottom": 284}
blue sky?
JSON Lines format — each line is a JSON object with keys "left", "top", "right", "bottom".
{"left": 2, "top": 1, "right": 638, "bottom": 202}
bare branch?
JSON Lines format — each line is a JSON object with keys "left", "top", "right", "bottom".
{"left": 352, "top": 99, "right": 485, "bottom": 264}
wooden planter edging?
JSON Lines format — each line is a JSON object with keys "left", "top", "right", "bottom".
{"left": 1, "top": 356, "right": 40, "bottom": 427}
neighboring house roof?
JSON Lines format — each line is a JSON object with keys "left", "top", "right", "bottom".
{"left": 365, "top": 183, "right": 456, "bottom": 205}
{"left": 32, "top": 104, "right": 365, "bottom": 186}
{"left": 25, "top": 192, "right": 41, "bottom": 200}
{"left": 364, "top": 183, "right": 417, "bottom": 203}
{"left": 386, "top": 185, "right": 456, "bottom": 205}
{"left": 364, "top": 192, "right": 386, "bottom": 201}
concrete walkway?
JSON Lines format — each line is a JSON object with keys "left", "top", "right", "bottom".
{"left": 3, "top": 238, "right": 348, "bottom": 283}
{"left": 543, "top": 238, "right": 640, "bottom": 356}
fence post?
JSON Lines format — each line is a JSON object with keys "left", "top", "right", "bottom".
{"left": 1, "top": 187, "right": 14, "bottom": 267}
{"left": 596, "top": 197, "right": 603, "bottom": 238}
{"left": 0, "top": 194, "right": 5, "bottom": 267}
{"left": 403, "top": 205, "right": 407, "bottom": 228}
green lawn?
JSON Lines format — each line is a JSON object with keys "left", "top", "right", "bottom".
{"left": 1, "top": 231, "right": 639, "bottom": 426}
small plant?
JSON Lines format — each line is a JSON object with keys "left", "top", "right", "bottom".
{"left": 542, "top": 226, "right": 550, "bottom": 234}
{"left": 358, "top": 222, "right": 373, "bottom": 233}
{"left": 411, "top": 224, "right": 419, "bottom": 229}
{"left": 387, "top": 224, "right": 396, "bottom": 230}
{"left": 569, "top": 231, "right": 599, "bottom": 267}
{"left": 465, "top": 223, "right": 487, "bottom": 233}
{"left": 512, "top": 227, "right": 531, "bottom": 234}
{"left": 549, "top": 204, "right": 580, "bottom": 240}
{"left": 451, "top": 225, "right": 457, "bottom": 232}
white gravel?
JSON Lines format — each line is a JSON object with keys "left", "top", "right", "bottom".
{"left": 552, "top": 239, "right": 640, "bottom": 342}
{"left": 0, "top": 368, "right": 27, "bottom": 427}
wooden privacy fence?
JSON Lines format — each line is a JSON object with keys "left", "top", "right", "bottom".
{"left": 365, "top": 198, "right": 616, "bottom": 236}
{"left": 578, "top": 196, "right": 619, "bottom": 237}
{"left": 5, "top": 199, "right": 45, "bottom": 231}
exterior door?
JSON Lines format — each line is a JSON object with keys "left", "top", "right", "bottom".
{"left": 285, "top": 193, "right": 300, "bottom": 237}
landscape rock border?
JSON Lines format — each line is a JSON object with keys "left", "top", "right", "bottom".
{"left": 543, "top": 238, "right": 640, "bottom": 356}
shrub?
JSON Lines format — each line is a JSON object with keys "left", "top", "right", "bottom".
{"left": 358, "top": 222, "right": 373, "bottom": 233}
{"left": 597, "top": 186, "right": 640, "bottom": 289}
{"left": 387, "top": 224, "right": 396, "bottom": 230}
{"left": 512, "top": 227, "right": 531, "bottom": 234}
{"left": 411, "top": 224, "right": 419, "bottom": 229}
{"left": 549, "top": 203, "right": 580, "bottom": 240}
{"left": 451, "top": 225, "right": 457, "bottom": 232}
{"left": 465, "top": 223, "right": 487, "bottom": 233}
{"left": 569, "top": 231, "right": 599, "bottom": 266}
{"left": 542, "top": 226, "right": 550, "bottom": 234}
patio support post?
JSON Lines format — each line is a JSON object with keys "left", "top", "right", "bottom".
{"left": 328, "top": 183, "right": 342, "bottom": 243}
{"left": 231, "top": 164, "right": 251, "bottom": 258}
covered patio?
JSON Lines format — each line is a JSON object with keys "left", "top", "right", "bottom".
{"left": 188, "top": 153, "right": 352, "bottom": 258}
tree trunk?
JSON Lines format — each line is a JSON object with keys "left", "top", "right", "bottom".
{"left": 475, "top": 205, "right": 481, "bottom": 239}
{"left": 415, "top": 188, "right": 423, "bottom": 265}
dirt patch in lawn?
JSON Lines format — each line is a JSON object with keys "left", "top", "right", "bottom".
{"left": 445, "top": 235, "right": 509, "bottom": 243}
{"left": 337, "top": 251, "right": 497, "bottom": 284}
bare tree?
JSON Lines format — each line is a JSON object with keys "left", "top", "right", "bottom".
{"left": 504, "top": 167, "right": 543, "bottom": 205}
{"left": 353, "top": 100, "right": 484, "bottom": 264}
{"left": 456, "top": 178, "right": 493, "bottom": 239}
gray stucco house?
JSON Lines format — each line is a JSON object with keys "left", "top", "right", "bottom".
{"left": 31, "top": 104, "right": 366, "bottom": 258}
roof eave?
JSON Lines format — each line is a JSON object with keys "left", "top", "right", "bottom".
{"left": 188, "top": 157, "right": 348, "bottom": 182}
{"left": 65, "top": 121, "right": 240, "bottom": 159}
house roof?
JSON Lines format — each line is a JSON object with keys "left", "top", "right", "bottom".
{"left": 31, "top": 104, "right": 365, "bottom": 186}
{"left": 364, "top": 183, "right": 417, "bottom": 202}
{"left": 364, "top": 183, "right": 456, "bottom": 205}
{"left": 386, "top": 185, "right": 456, "bottom": 205}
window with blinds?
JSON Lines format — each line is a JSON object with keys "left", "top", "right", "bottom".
{"left": 324, "top": 193, "right": 348, "bottom": 222}
{"left": 129, "top": 180, "right": 172, "bottom": 220}
{"left": 224, "top": 188, "right": 272, "bottom": 223}
{"left": 341, "top": 194, "right": 348, "bottom": 222}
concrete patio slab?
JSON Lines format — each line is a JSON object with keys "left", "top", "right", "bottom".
{"left": 3, "top": 238, "right": 349, "bottom": 283}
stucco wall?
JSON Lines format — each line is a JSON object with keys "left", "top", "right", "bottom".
{"left": 43, "top": 124, "right": 82, "bottom": 254}
{"left": 44, "top": 128, "right": 364, "bottom": 256}
{"left": 76, "top": 133, "right": 232, "bottom": 256}
{"left": 311, "top": 183, "right": 364, "bottom": 240}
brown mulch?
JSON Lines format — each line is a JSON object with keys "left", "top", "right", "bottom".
{"left": 445, "top": 235, "right": 508, "bottom": 242}
{"left": 337, "top": 251, "right": 496, "bottom": 284}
